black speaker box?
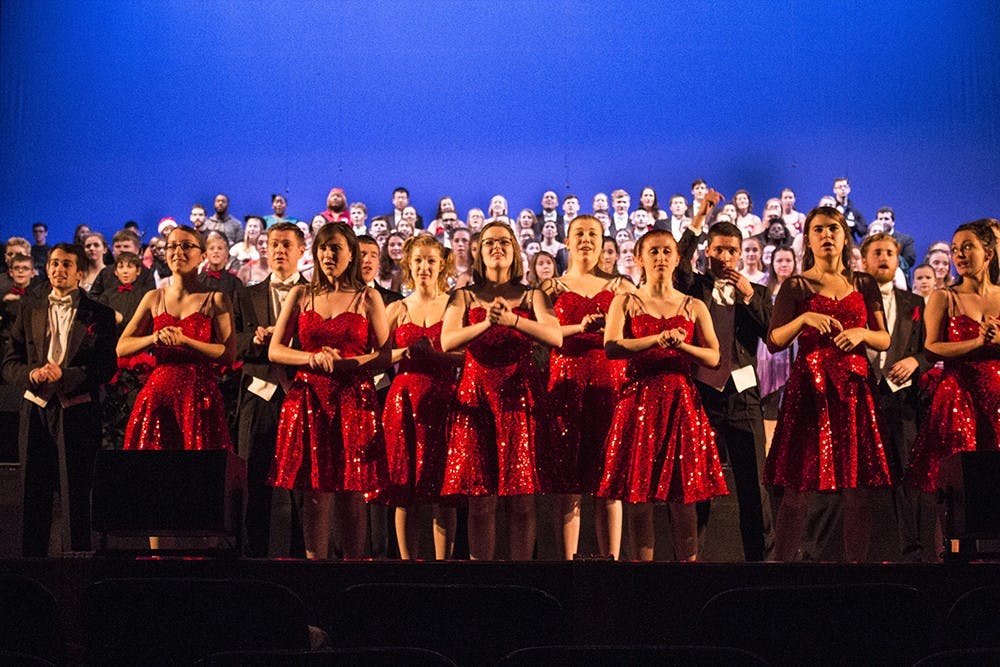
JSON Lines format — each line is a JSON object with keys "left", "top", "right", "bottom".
{"left": 91, "top": 450, "right": 246, "bottom": 537}
{"left": 938, "top": 451, "right": 1000, "bottom": 559}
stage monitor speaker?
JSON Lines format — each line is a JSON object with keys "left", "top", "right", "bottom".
{"left": 91, "top": 450, "right": 246, "bottom": 541}
{"left": 938, "top": 451, "right": 1000, "bottom": 559}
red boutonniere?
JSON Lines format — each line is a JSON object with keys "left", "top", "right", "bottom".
{"left": 912, "top": 306, "right": 921, "bottom": 322}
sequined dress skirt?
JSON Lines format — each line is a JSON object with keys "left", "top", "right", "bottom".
{"left": 907, "top": 358, "right": 1000, "bottom": 494}
{"left": 123, "top": 361, "right": 232, "bottom": 451}
{"left": 764, "top": 347, "right": 892, "bottom": 491}
{"left": 269, "top": 369, "right": 387, "bottom": 495}
{"left": 596, "top": 368, "right": 727, "bottom": 504}
{"left": 546, "top": 346, "right": 625, "bottom": 494}
{"left": 382, "top": 363, "right": 457, "bottom": 504}
{"left": 442, "top": 355, "right": 550, "bottom": 497}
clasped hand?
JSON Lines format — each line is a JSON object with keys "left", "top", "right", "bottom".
{"left": 29, "top": 361, "right": 63, "bottom": 384}
{"left": 980, "top": 316, "right": 1000, "bottom": 345}
{"left": 308, "top": 346, "right": 342, "bottom": 373}
{"left": 657, "top": 327, "right": 686, "bottom": 348}
{"left": 405, "top": 336, "right": 433, "bottom": 359}
{"left": 580, "top": 312, "right": 605, "bottom": 333}
{"left": 154, "top": 325, "right": 186, "bottom": 347}
{"left": 487, "top": 298, "right": 517, "bottom": 327}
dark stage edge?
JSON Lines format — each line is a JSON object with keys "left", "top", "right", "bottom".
{"left": 5, "top": 556, "right": 1000, "bottom": 648}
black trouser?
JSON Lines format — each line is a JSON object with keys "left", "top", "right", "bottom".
{"left": 697, "top": 381, "right": 772, "bottom": 562}
{"left": 237, "top": 388, "right": 303, "bottom": 557}
{"left": 21, "top": 401, "right": 99, "bottom": 556}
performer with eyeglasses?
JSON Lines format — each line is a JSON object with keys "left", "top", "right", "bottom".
{"left": 118, "top": 225, "right": 236, "bottom": 451}
{"left": 440, "top": 221, "right": 563, "bottom": 560}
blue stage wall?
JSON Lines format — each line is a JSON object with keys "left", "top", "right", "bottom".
{"left": 2, "top": 1, "right": 998, "bottom": 256}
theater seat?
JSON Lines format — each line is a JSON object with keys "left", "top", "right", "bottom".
{"left": 698, "top": 583, "right": 932, "bottom": 666}
{"left": 0, "top": 574, "right": 66, "bottom": 665}
{"left": 940, "top": 586, "right": 1000, "bottom": 650}
{"left": 84, "top": 578, "right": 311, "bottom": 665}
{"left": 198, "top": 646, "right": 457, "bottom": 666}
{"left": 496, "top": 644, "right": 768, "bottom": 666}
{"left": 330, "top": 583, "right": 566, "bottom": 665}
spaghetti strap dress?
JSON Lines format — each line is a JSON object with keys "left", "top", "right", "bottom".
{"left": 382, "top": 304, "right": 458, "bottom": 504}
{"left": 123, "top": 290, "right": 232, "bottom": 451}
{"left": 764, "top": 274, "right": 892, "bottom": 491}
{"left": 597, "top": 295, "right": 728, "bottom": 504}
{"left": 907, "top": 289, "right": 1000, "bottom": 493}
{"left": 269, "top": 289, "right": 387, "bottom": 496}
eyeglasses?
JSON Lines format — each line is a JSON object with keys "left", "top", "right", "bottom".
{"left": 481, "top": 238, "right": 513, "bottom": 249}
{"left": 165, "top": 242, "right": 202, "bottom": 252}
{"left": 9, "top": 265, "right": 32, "bottom": 272}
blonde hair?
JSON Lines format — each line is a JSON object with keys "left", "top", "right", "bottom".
{"left": 400, "top": 235, "right": 452, "bottom": 292}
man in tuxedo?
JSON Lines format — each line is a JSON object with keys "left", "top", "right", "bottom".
{"left": 873, "top": 207, "right": 916, "bottom": 274}
{"left": 676, "top": 209, "right": 773, "bottom": 561}
{"left": 2, "top": 243, "right": 116, "bottom": 555}
{"left": 233, "top": 222, "right": 307, "bottom": 557}
{"left": 383, "top": 187, "right": 423, "bottom": 230}
{"left": 536, "top": 190, "right": 563, "bottom": 235}
{"left": 833, "top": 177, "right": 868, "bottom": 242}
{"left": 558, "top": 194, "right": 580, "bottom": 242}
{"left": 862, "top": 232, "right": 933, "bottom": 560}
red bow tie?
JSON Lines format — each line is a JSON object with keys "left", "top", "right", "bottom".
{"left": 205, "top": 270, "right": 222, "bottom": 280}
{"left": 10, "top": 286, "right": 26, "bottom": 296}
{"left": 117, "top": 283, "right": 133, "bottom": 292}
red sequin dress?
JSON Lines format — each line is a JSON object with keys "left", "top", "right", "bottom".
{"left": 123, "top": 295, "right": 232, "bottom": 451}
{"left": 764, "top": 285, "right": 892, "bottom": 491}
{"left": 442, "top": 305, "right": 551, "bottom": 496}
{"left": 382, "top": 320, "right": 457, "bottom": 503}
{"left": 547, "top": 288, "right": 626, "bottom": 494}
{"left": 597, "top": 309, "right": 727, "bottom": 504}
{"left": 908, "top": 304, "right": 1000, "bottom": 493}
{"left": 269, "top": 309, "right": 387, "bottom": 494}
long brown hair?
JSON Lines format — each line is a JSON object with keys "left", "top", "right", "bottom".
{"left": 473, "top": 221, "right": 524, "bottom": 285}
{"left": 800, "top": 206, "right": 853, "bottom": 281}
{"left": 311, "top": 221, "right": 364, "bottom": 292}
{"left": 634, "top": 228, "right": 678, "bottom": 284}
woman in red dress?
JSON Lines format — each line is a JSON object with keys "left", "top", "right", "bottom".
{"left": 764, "top": 206, "right": 891, "bottom": 561}
{"left": 599, "top": 229, "right": 725, "bottom": 561}
{"left": 268, "top": 222, "right": 390, "bottom": 560}
{"left": 541, "top": 215, "right": 633, "bottom": 559}
{"left": 908, "top": 220, "right": 1000, "bottom": 502}
{"left": 440, "top": 221, "right": 562, "bottom": 560}
{"left": 383, "top": 236, "right": 462, "bottom": 559}
{"left": 118, "top": 225, "right": 235, "bottom": 451}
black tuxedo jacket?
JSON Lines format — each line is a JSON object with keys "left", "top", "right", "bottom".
{"left": 234, "top": 274, "right": 309, "bottom": 386}
{"left": 2, "top": 288, "right": 117, "bottom": 403}
{"left": 373, "top": 283, "right": 402, "bottom": 307}
{"left": 683, "top": 272, "right": 771, "bottom": 375}
{"left": 876, "top": 287, "right": 931, "bottom": 382}
{"left": 893, "top": 232, "right": 917, "bottom": 273}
